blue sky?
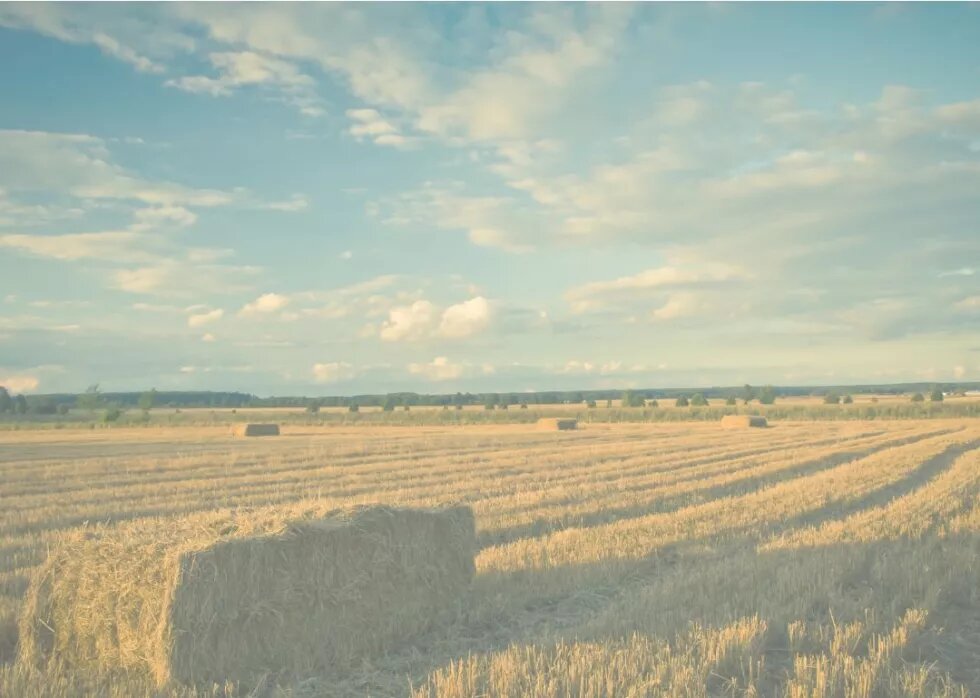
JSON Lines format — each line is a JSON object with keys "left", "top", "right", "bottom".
{"left": 0, "top": 3, "right": 978, "bottom": 396}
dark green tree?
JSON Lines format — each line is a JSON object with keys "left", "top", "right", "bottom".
{"left": 14, "top": 394, "right": 28, "bottom": 414}
{"left": 842, "top": 394, "right": 854, "bottom": 404}
{"left": 910, "top": 392, "right": 925, "bottom": 403}
{"left": 77, "top": 384, "right": 103, "bottom": 412}
{"left": 138, "top": 388, "right": 157, "bottom": 412}
{"left": 675, "top": 395, "right": 690, "bottom": 407}
{"left": 741, "top": 384, "right": 755, "bottom": 404}
{"left": 758, "top": 385, "right": 777, "bottom": 405}
{"left": 622, "top": 390, "right": 645, "bottom": 408}
{"left": 929, "top": 388, "right": 944, "bottom": 402}
{"left": 0, "top": 386, "right": 11, "bottom": 413}
{"left": 824, "top": 393, "right": 841, "bottom": 405}
{"left": 690, "top": 393, "right": 708, "bottom": 406}
{"left": 725, "top": 395, "right": 737, "bottom": 406}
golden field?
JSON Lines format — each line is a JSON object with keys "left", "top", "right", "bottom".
{"left": 1, "top": 419, "right": 978, "bottom": 697}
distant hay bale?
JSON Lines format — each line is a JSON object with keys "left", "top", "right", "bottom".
{"left": 18, "top": 505, "right": 475, "bottom": 689}
{"left": 233, "top": 423, "right": 280, "bottom": 437}
{"left": 721, "top": 414, "right": 768, "bottom": 429}
{"left": 537, "top": 417, "right": 578, "bottom": 431}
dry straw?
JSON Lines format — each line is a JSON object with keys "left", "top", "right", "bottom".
{"left": 720, "top": 415, "right": 768, "bottom": 428}
{"left": 536, "top": 418, "right": 578, "bottom": 431}
{"left": 232, "top": 423, "right": 280, "bottom": 437}
{"left": 18, "top": 505, "right": 475, "bottom": 689}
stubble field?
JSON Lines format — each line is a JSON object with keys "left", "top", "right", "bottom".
{"left": 1, "top": 419, "right": 978, "bottom": 697}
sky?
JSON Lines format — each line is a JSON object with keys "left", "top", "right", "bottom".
{"left": 0, "top": 2, "right": 978, "bottom": 397}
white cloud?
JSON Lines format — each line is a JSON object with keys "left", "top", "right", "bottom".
{"left": 262, "top": 194, "right": 309, "bottom": 212}
{"left": 954, "top": 296, "right": 980, "bottom": 311}
{"left": 651, "top": 292, "right": 703, "bottom": 321}
{"left": 167, "top": 51, "right": 325, "bottom": 116}
{"left": 130, "top": 205, "right": 198, "bottom": 231}
{"left": 379, "top": 300, "right": 437, "bottom": 341}
{"left": 187, "top": 308, "right": 224, "bottom": 328}
{"left": 566, "top": 263, "right": 749, "bottom": 314}
{"left": 438, "top": 296, "right": 492, "bottom": 338}
{"left": 0, "top": 374, "right": 40, "bottom": 393}
{"left": 312, "top": 361, "right": 357, "bottom": 383}
{"left": 0, "top": 130, "right": 235, "bottom": 207}
{"left": 407, "top": 356, "right": 464, "bottom": 381}
{"left": 240, "top": 293, "right": 290, "bottom": 316}
{"left": 416, "top": 5, "right": 632, "bottom": 141}
{"left": 201, "top": 333, "right": 216, "bottom": 342}
{"left": 0, "top": 231, "right": 151, "bottom": 263}
{"left": 346, "top": 108, "right": 416, "bottom": 149}
{"left": 0, "top": 4, "right": 168, "bottom": 74}
{"left": 113, "top": 261, "right": 260, "bottom": 297}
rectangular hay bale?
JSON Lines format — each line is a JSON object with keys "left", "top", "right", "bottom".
{"left": 721, "top": 414, "right": 768, "bottom": 428}
{"left": 19, "top": 505, "right": 476, "bottom": 688}
{"left": 536, "top": 417, "right": 578, "bottom": 430}
{"left": 233, "top": 423, "right": 280, "bottom": 437}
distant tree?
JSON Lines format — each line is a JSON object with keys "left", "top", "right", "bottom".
{"left": 403, "top": 405, "right": 410, "bottom": 411}
{"left": 456, "top": 404, "right": 464, "bottom": 411}
{"left": 56, "top": 404, "right": 70, "bottom": 415}
{"left": 675, "top": 395, "right": 690, "bottom": 407}
{"left": 103, "top": 407, "right": 122, "bottom": 423}
{"left": 29, "top": 397, "right": 57, "bottom": 415}
{"left": 725, "top": 395, "right": 737, "bottom": 406}
{"left": 138, "top": 389, "right": 157, "bottom": 412}
{"left": 77, "top": 384, "right": 103, "bottom": 412}
{"left": 484, "top": 400, "right": 495, "bottom": 410}
{"left": 622, "top": 390, "right": 645, "bottom": 408}
{"left": 606, "top": 399, "right": 613, "bottom": 408}
{"left": 382, "top": 395, "right": 397, "bottom": 412}
{"left": 520, "top": 402, "right": 528, "bottom": 409}
{"left": 586, "top": 399, "right": 597, "bottom": 408}
{"left": 347, "top": 403, "right": 360, "bottom": 413}
{"left": 910, "top": 392, "right": 925, "bottom": 403}
{"left": 306, "top": 401, "right": 320, "bottom": 414}
{"left": 690, "top": 393, "right": 708, "bottom": 407}
{"left": 741, "top": 384, "right": 755, "bottom": 404}
{"left": 647, "top": 399, "right": 659, "bottom": 408}
{"left": 14, "top": 394, "right": 28, "bottom": 414}
{"left": 757, "top": 385, "right": 776, "bottom": 405}
{"left": 842, "top": 395, "right": 854, "bottom": 404}
{"left": 929, "top": 388, "right": 944, "bottom": 402}
{"left": 0, "top": 386, "right": 11, "bottom": 413}
{"left": 824, "top": 393, "right": 841, "bottom": 405}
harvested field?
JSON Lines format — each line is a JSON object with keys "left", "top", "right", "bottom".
{"left": 1, "top": 419, "right": 979, "bottom": 696}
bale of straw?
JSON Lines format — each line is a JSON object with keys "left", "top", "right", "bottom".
{"left": 233, "top": 423, "right": 280, "bottom": 437}
{"left": 536, "top": 417, "right": 578, "bottom": 431}
{"left": 721, "top": 414, "right": 768, "bottom": 428}
{"left": 19, "top": 505, "right": 475, "bottom": 689}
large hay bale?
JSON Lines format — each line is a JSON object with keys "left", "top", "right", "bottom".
{"left": 537, "top": 417, "right": 578, "bottom": 431}
{"left": 233, "top": 423, "right": 280, "bottom": 437}
{"left": 721, "top": 414, "right": 768, "bottom": 428}
{"left": 19, "top": 505, "right": 475, "bottom": 688}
